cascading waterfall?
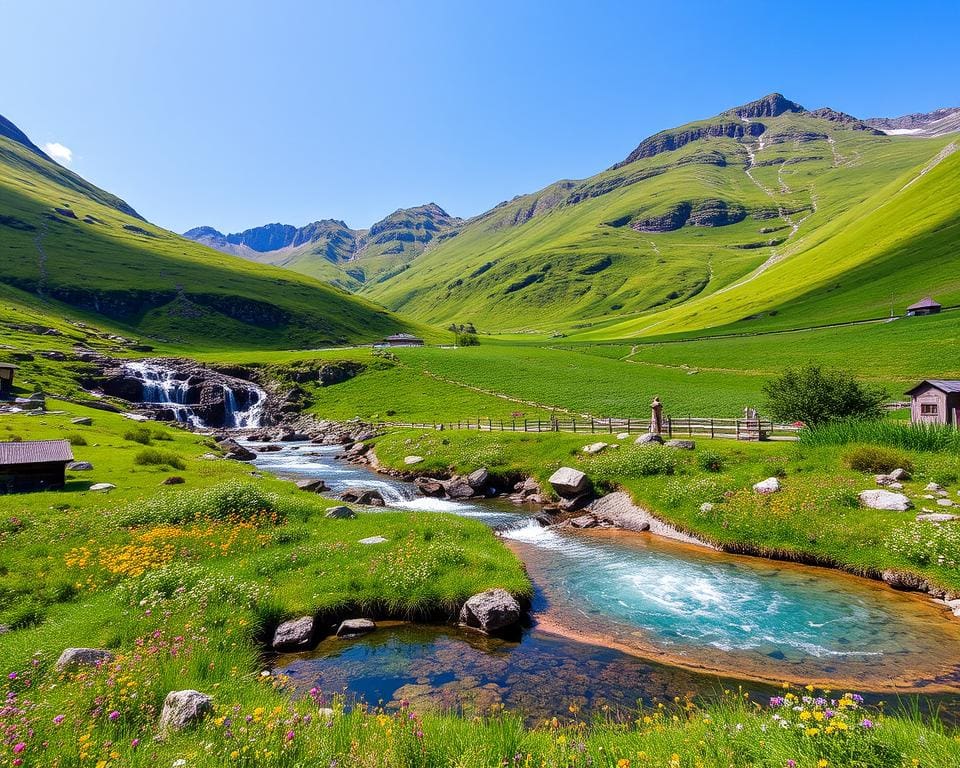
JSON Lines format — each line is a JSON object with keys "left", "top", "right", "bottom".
{"left": 223, "top": 385, "right": 265, "bottom": 429}
{"left": 124, "top": 361, "right": 202, "bottom": 426}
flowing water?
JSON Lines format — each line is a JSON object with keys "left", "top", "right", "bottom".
{"left": 251, "top": 442, "right": 960, "bottom": 716}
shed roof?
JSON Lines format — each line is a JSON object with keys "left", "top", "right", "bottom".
{"left": 0, "top": 363, "right": 18, "bottom": 369}
{"left": 384, "top": 333, "right": 423, "bottom": 341}
{"left": 0, "top": 440, "right": 74, "bottom": 466}
{"left": 905, "top": 380, "right": 960, "bottom": 396}
{"left": 907, "top": 296, "right": 942, "bottom": 310}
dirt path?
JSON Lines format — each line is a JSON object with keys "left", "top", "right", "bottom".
{"left": 900, "top": 141, "right": 957, "bottom": 191}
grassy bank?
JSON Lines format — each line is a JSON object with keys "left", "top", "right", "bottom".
{"left": 371, "top": 428, "right": 960, "bottom": 594}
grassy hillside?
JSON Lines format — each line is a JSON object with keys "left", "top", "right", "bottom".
{"left": 359, "top": 96, "right": 957, "bottom": 337}
{"left": 0, "top": 123, "right": 429, "bottom": 351}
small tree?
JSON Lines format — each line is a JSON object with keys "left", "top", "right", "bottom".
{"left": 762, "top": 364, "right": 887, "bottom": 426}
{"left": 447, "top": 322, "right": 480, "bottom": 346}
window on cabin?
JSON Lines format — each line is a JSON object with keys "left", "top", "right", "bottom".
{"left": 921, "top": 403, "right": 938, "bottom": 416}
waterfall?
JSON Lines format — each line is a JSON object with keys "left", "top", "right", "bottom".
{"left": 224, "top": 385, "right": 265, "bottom": 429}
{"left": 123, "top": 361, "right": 201, "bottom": 427}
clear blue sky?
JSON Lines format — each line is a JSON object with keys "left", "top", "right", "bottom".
{"left": 3, "top": 0, "right": 958, "bottom": 233}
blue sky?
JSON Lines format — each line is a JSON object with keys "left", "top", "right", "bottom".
{"left": 2, "top": 0, "right": 958, "bottom": 233}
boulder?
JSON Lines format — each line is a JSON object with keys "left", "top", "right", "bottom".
{"left": 458, "top": 589, "right": 521, "bottom": 634}
{"left": 664, "top": 439, "right": 696, "bottom": 450}
{"left": 881, "top": 570, "right": 927, "bottom": 591}
{"left": 466, "top": 467, "right": 490, "bottom": 489}
{"left": 548, "top": 467, "right": 590, "bottom": 497}
{"left": 67, "top": 461, "right": 93, "bottom": 471}
{"left": 56, "top": 647, "right": 114, "bottom": 672}
{"left": 162, "top": 476, "right": 185, "bottom": 485}
{"left": 568, "top": 514, "right": 597, "bottom": 529}
{"left": 443, "top": 477, "right": 476, "bottom": 499}
{"left": 558, "top": 493, "right": 593, "bottom": 513}
{"left": 257, "top": 444, "right": 282, "bottom": 453}
{"left": 336, "top": 618, "right": 376, "bottom": 637}
{"left": 159, "top": 690, "right": 213, "bottom": 733}
{"left": 518, "top": 477, "right": 541, "bottom": 495}
{"left": 339, "top": 487, "right": 385, "bottom": 506}
{"left": 89, "top": 483, "right": 116, "bottom": 493}
{"left": 220, "top": 439, "right": 256, "bottom": 461}
{"left": 70, "top": 417, "right": 93, "bottom": 426}
{"left": 324, "top": 505, "right": 356, "bottom": 519}
{"left": 916, "top": 512, "right": 959, "bottom": 522}
{"left": 616, "top": 432, "right": 631, "bottom": 440}
{"left": 925, "top": 482, "right": 945, "bottom": 492}
{"left": 279, "top": 432, "right": 311, "bottom": 442}
{"left": 272, "top": 616, "right": 316, "bottom": 651}
{"left": 344, "top": 441, "right": 370, "bottom": 457}
{"left": 582, "top": 442, "right": 608, "bottom": 455}
{"left": 635, "top": 433, "right": 664, "bottom": 445}
{"left": 859, "top": 490, "right": 913, "bottom": 511}
{"left": 936, "top": 498, "right": 955, "bottom": 507}
{"left": 889, "top": 468, "right": 911, "bottom": 481}
{"left": 414, "top": 477, "right": 446, "bottom": 496}
{"left": 404, "top": 455, "right": 424, "bottom": 465}
{"left": 358, "top": 536, "right": 388, "bottom": 545}
{"left": 296, "top": 478, "right": 329, "bottom": 493}
{"left": 753, "top": 477, "right": 781, "bottom": 494}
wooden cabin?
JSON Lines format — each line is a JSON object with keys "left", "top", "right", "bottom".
{"left": 906, "top": 296, "right": 942, "bottom": 316}
{"left": 905, "top": 380, "right": 960, "bottom": 426}
{"left": 0, "top": 363, "right": 16, "bottom": 395}
{"left": 382, "top": 333, "right": 425, "bottom": 348}
{"left": 0, "top": 440, "right": 74, "bottom": 494}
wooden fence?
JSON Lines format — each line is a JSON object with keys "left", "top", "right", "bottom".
{"left": 374, "top": 416, "right": 802, "bottom": 441}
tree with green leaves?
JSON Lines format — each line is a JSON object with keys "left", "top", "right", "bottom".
{"left": 763, "top": 364, "right": 887, "bottom": 425}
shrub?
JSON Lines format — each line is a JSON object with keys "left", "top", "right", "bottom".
{"left": 590, "top": 445, "right": 679, "bottom": 478}
{"left": 696, "top": 449, "right": 725, "bottom": 472}
{"left": 134, "top": 448, "right": 186, "bottom": 470}
{"left": 763, "top": 365, "right": 887, "bottom": 425}
{"left": 844, "top": 445, "right": 913, "bottom": 474}
{"left": 124, "top": 426, "right": 153, "bottom": 445}
{"left": 66, "top": 433, "right": 87, "bottom": 446}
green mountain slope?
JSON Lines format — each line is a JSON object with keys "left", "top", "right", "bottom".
{"left": 0, "top": 115, "right": 426, "bottom": 351}
{"left": 359, "top": 94, "right": 958, "bottom": 336}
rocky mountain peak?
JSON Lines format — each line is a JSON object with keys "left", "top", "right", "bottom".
{"left": 0, "top": 113, "right": 51, "bottom": 160}
{"left": 730, "top": 93, "right": 806, "bottom": 119}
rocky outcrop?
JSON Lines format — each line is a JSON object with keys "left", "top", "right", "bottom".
{"left": 630, "top": 199, "right": 746, "bottom": 232}
{"left": 588, "top": 492, "right": 717, "bottom": 548}
{"left": 730, "top": 93, "right": 806, "bottom": 120}
{"left": 339, "top": 488, "right": 385, "bottom": 506}
{"left": 616, "top": 121, "right": 766, "bottom": 166}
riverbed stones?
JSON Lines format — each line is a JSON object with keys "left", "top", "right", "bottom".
{"left": 917, "top": 512, "right": 959, "bottom": 522}
{"left": 404, "top": 455, "right": 424, "bottom": 465}
{"left": 458, "top": 589, "right": 521, "bottom": 634}
{"left": 272, "top": 616, "right": 316, "bottom": 651}
{"left": 56, "top": 647, "right": 115, "bottom": 671}
{"left": 548, "top": 467, "right": 590, "bottom": 497}
{"left": 859, "top": 489, "right": 913, "bottom": 511}
{"left": 336, "top": 618, "right": 376, "bottom": 637}
{"left": 635, "top": 433, "right": 664, "bottom": 446}
{"left": 159, "top": 690, "right": 213, "bottom": 733}
{"left": 582, "top": 442, "right": 608, "bottom": 455}
{"left": 753, "top": 477, "right": 781, "bottom": 494}
{"left": 296, "top": 478, "right": 329, "bottom": 493}
{"left": 89, "top": 483, "right": 116, "bottom": 493}
{"left": 414, "top": 477, "right": 445, "bottom": 496}
{"left": 67, "top": 461, "right": 93, "bottom": 471}
{"left": 324, "top": 505, "right": 356, "bottom": 519}
{"left": 467, "top": 467, "right": 489, "bottom": 489}
{"left": 664, "top": 439, "right": 696, "bottom": 450}
{"left": 444, "top": 477, "right": 476, "bottom": 499}
{"left": 221, "top": 439, "right": 256, "bottom": 461}
{"left": 339, "top": 487, "right": 385, "bottom": 506}
{"left": 568, "top": 514, "right": 597, "bottom": 529}
{"left": 257, "top": 444, "right": 282, "bottom": 452}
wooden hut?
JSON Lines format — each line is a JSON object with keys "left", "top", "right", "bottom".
{"left": 382, "top": 333, "right": 425, "bottom": 348}
{"left": 0, "top": 440, "right": 74, "bottom": 493}
{"left": 905, "top": 380, "right": 960, "bottom": 426}
{"left": 906, "top": 296, "right": 942, "bottom": 316}
{"left": 0, "top": 363, "right": 17, "bottom": 395}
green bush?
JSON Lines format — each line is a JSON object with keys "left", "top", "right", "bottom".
{"left": 124, "top": 426, "right": 153, "bottom": 445}
{"left": 590, "top": 445, "right": 679, "bottom": 478}
{"left": 134, "top": 448, "right": 187, "bottom": 470}
{"left": 843, "top": 444, "right": 914, "bottom": 474}
{"left": 696, "top": 449, "right": 725, "bottom": 472}
{"left": 763, "top": 364, "right": 887, "bottom": 425}
{"left": 66, "top": 432, "right": 87, "bottom": 446}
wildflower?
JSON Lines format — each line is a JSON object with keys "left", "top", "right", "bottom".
{"left": 108, "top": 710, "right": 120, "bottom": 721}
{"left": 818, "top": 761, "right": 829, "bottom": 768}
{"left": 53, "top": 714, "right": 65, "bottom": 725}
{"left": 787, "top": 762, "right": 796, "bottom": 768}
{"left": 131, "top": 738, "right": 140, "bottom": 748}
{"left": 13, "top": 743, "right": 26, "bottom": 754}
{"left": 286, "top": 730, "right": 295, "bottom": 742}
{"left": 861, "top": 718, "right": 874, "bottom": 729}
{"left": 617, "top": 760, "right": 630, "bottom": 768}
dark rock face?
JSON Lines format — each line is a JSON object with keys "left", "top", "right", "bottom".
{"left": 631, "top": 199, "right": 746, "bottom": 232}
{"left": 730, "top": 93, "right": 806, "bottom": 119}
{"left": 616, "top": 121, "right": 765, "bottom": 166}
{"left": 809, "top": 108, "right": 884, "bottom": 134}
{"left": 631, "top": 202, "right": 692, "bottom": 233}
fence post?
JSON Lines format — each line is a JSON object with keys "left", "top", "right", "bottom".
{"left": 710, "top": 418, "right": 714, "bottom": 439}
{"left": 668, "top": 417, "right": 673, "bottom": 438}
{"left": 591, "top": 418, "right": 595, "bottom": 433}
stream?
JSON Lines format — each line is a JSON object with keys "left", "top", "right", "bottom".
{"left": 249, "top": 441, "right": 960, "bottom": 719}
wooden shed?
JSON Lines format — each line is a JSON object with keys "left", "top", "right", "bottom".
{"left": 0, "top": 440, "right": 74, "bottom": 494}
{"left": 906, "top": 296, "right": 942, "bottom": 316}
{"left": 905, "top": 380, "right": 960, "bottom": 426}
{"left": 0, "top": 363, "right": 16, "bottom": 395}
{"left": 382, "top": 333, "right": 425, "bottom": 348}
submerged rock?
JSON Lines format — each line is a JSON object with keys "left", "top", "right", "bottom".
{"left": 336, "top": 618, "right": 376, "bottom": 637}
{"left": 459, "top": 589, "right": 521, "bottom": 634}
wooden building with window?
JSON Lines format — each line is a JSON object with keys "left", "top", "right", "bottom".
{"left": 0, "top": 363, "right": 17, "bottom": 395}
{"left": 0, "top": 440, "right": 74, "bottom": 494}
{"left": 381, "top": 333, "right": 425, "bottom": 348}
{"left": 906, "top": 296, "right": 942, "bottom": 316}
{"left": 906, "top": 380, "right": 960, "bottom": 426}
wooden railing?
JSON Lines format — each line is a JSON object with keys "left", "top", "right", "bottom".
{"left": 373, "top": 416, "right": 802, "bottom": 441}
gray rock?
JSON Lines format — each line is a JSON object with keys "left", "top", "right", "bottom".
{"left": 936, "top": 498, "right": 955, "bottom": 507}
{"left": 466, "top": 467, "right": 489, "bottom": 489}
{"left": 753, "top": 477, "right": 781, "bottom": 494}
{"left": 916, "top": 512, "right": 959, "bottom": 522}
{"left": 518, "top": 477, "right": 541, "bottom": 495}
{"left": 925, "top": 482, "right": 945, "bottom": 492}
{"left": 699, "top": 502, "right": 715, "bottom": 513}
{"left": 336, "top": 618, "right": 376, "bottom": 637}
{"left": 635, "top": 433, "right": 664, "bottom": 445}
{"left": 558, "top": 493, "right": 593, "bottom": 513}
{"left": 616, "top": 432, "right": 631, "bottom": 440}
{"left": 67, "top": 461, "right": 93, "bottom": 471}
{"left": 159, "top": 690, "right": 213, "bottom": 733}
{"left": 324, "top": 505, "right": 356, "bottom": 519}
{"left": 272, "top": 616, "right": 316, "bottom": 651}
{"left": 414, "top": 477, "right": 445, "bottom": 496}
{"left": 358, "top": 536, "right": 388, "bottom": 545}
{"left": 888, "top": 468, "right": 911, "bottom": 481}
{"left": 664, "top": 439, "right": 696, "bottom": 450}
{"left": 444, "top": 477, "right": 476, "bottom": 499}
{"left": 549, "top": 467, "right": 590, "bottom": 497}
{"left": 458, "top": 589, "right": 521, "bottom": 634}
{"left": 221, "top": 440, "right": 256, "bottom": 461}
{"left": 56, "top": 647, "right": 115, "bottom": 671}
{"left": 404, "top": 455, "right": 424, "bottom": 465}
{"left": 582, "top": 442, "right": 608, "bottom": 455}
{"left": 339, "top": 487, "right": 385, "bottom": 506}
{"left": 296, "top": 478, "right": 329, "bottom": 493}
{"left": 70, "top": 417, "right": 93, "bottom": 426}
{"left": 859, "top": 489, "right": 913, "bottom": 511}
{"left": 568, "top": 514, "right": 597, "bottom": 529}
{"left": 89, "top": 483, "right": 116, "bottom": 493}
